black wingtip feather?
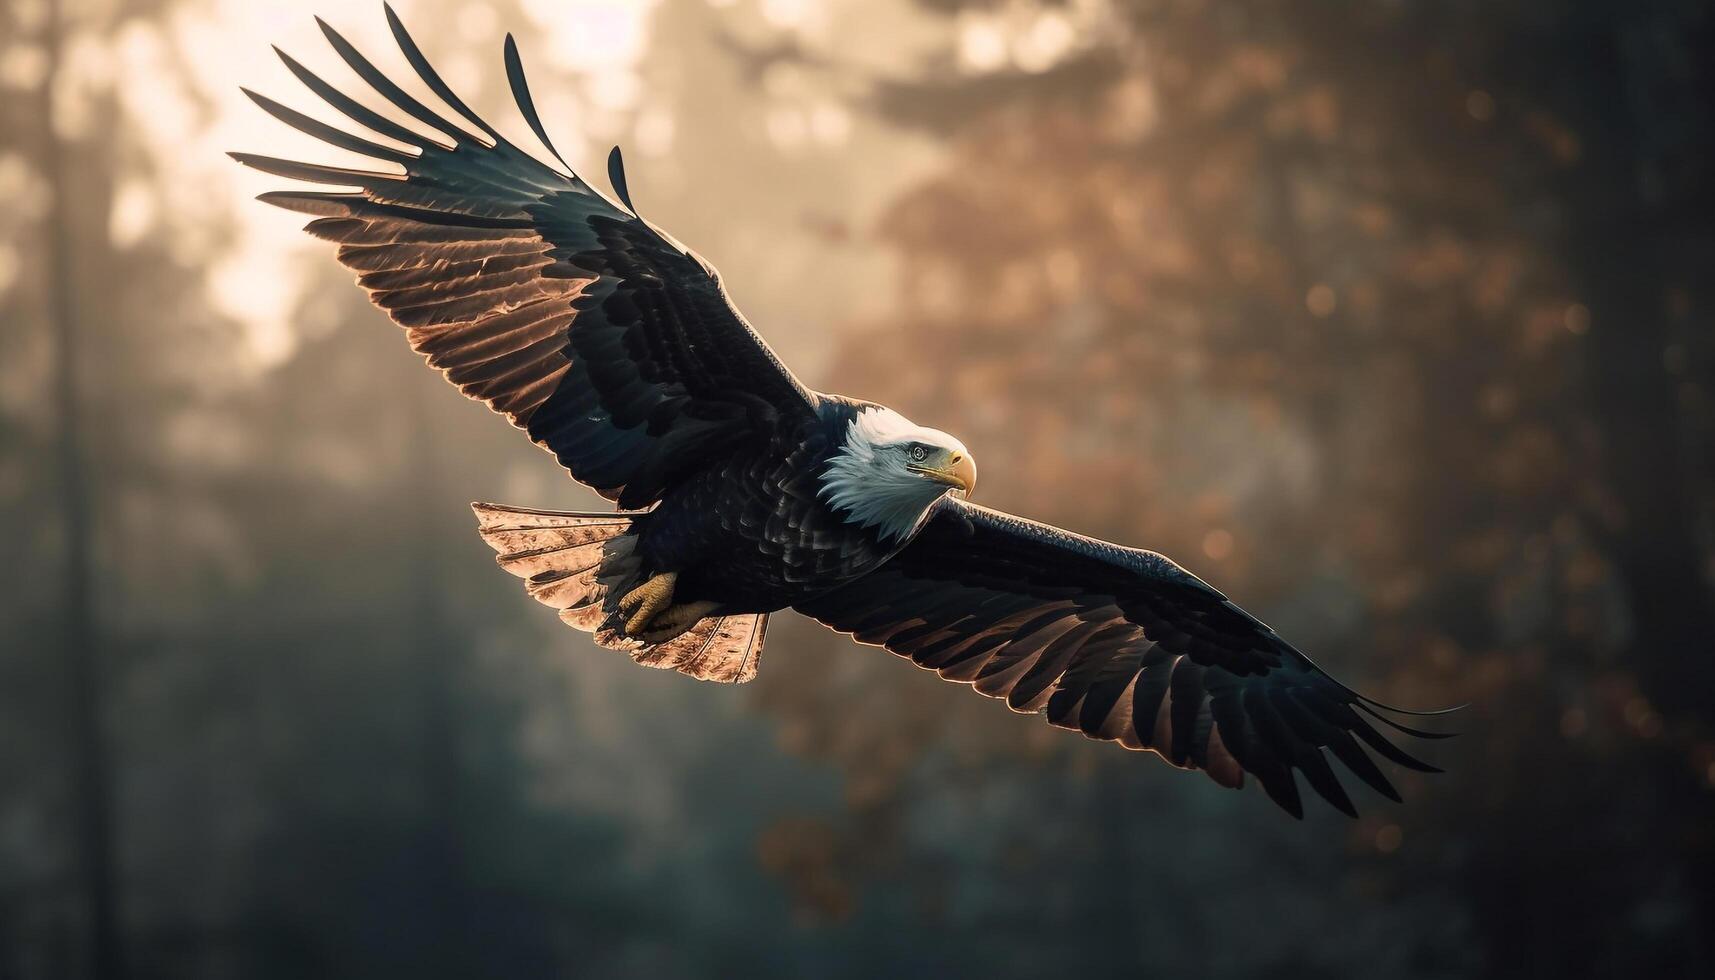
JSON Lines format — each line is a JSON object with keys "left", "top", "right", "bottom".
{"left": 317, "top": 12, "right": 477, "bottom": 146}
{"left": 1263, "top": 770, "right": 1305, "bottom": 819}
{"left": 240, "top": 87, "right": 416, "bottom": 165}
{"left": 1325, "top": 733, "right": 1402, "bottom": 803}
{"left": 1357, "top": 703, "right": 1460, "bottom": 740}
{"left": 1299, "top": 750, "right": 1358, "bottom": 818}
{"left": 273, "top": 43, "right": 440, "bottom": 152}
{"left": 1359, "top": 696, "right": 1469, "bottom": 717}
{"left": 228, "top": 151, "right": 397, "bottom": 187}
{"left": 1349, "top": 716, "right": 1444, "bottom": 774}
{"left": 384, "top": 2, "right": 505, "bottom": 144}
{"left": 1251, "top": 691, "right": 1354, "bottom": 817}
{"left": 608, "top": 146, "right": 639, "bottom": 215}
{"left": 503, "top": 33, "right": 573, "bottom": 173}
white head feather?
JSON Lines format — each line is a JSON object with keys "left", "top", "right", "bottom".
{"left": 819, "top": 407, "right": 972, "bottom": 542}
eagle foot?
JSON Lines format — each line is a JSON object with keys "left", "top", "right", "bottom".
{"left": 635, "top": 601, "right": 722, "bottom": 644}
{"left": 619, "top": 571, "right": 678, "bottom": 636}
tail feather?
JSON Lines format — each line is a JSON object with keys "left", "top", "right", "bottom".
{"left": 559, "top": 602, "right": 609, "bottom": 632}
{"left": 475, "top": 499, "right": 641, "bottom": 624}
{"left": 524, "top": 564, "right": 607, "bottom": 610}
{"left": 472, "top": 502, "right": 765, "bottom": 684}
{"left": 628, "top": 613, "right": 768, "bottom": 684}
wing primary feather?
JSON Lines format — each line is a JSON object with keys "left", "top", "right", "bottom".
{"left": 1258, "top": 760, "right": 1304, "bottom": 818}
{"left": 1296, "top": 748, "right": 1357, "bottom": 818}
{"left": 1356, "top": 702, "right": 1460, "bottom": 739}
{"left": 503, "top": 34, "right": 573, "bottom": 174}
{"left": 1357, "top": 695, "right": 1470, "bottom": 717}
{"left": 1321, "top": 729, "right": 1402, "bottom": 802}
{"left": 1269, "top": 630, "right": 1465, "bottom": 723}
{"left": 1242, "top": 688, "right": 1304, "bottom": 818}
{"left": 228, "top": 151, "right": 399, "bottom": 186}
{"left": 383, "top": 3, "right": 506, "bottom": 144}
{"left": 607, "top": 146, "right": 640, "bottom": 216}
{"left": 255, "top": 190, "right": 365, "bottom": 217}
{"left": 1272, "top": 630, "right": 1464, "bottom": 720}
{"left": 263, "top": 193, "right": 534, "bottom": 231}
{"left": 1347, "top": 715, "right": 1444, "bottom": 774}
{"left": 274, "top": 46, "right": 442, "bottom": 151}
{"left": 315, "top": 15, "right": 478, "bottom": 146}
{"left": 1264, "top": 694, "right": 1357, "bottom": 817}
{"left": 1264, "top": 693, "right": 1360, "bottom": 815}
{"left": 240, "top": 88, "right": 416, "bottom": 165}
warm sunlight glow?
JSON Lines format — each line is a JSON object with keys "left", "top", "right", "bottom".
{"left": 522, "top": 0, "right": 657, "bottom": 76}
{"left": 108, "top": 178, "right": 157, "bottom": 248}
{"left": 958, "top": 17, "right": 1009, "bottom": 72}
{"left": 0, "top": 243, "right": 18, "bottom": 300}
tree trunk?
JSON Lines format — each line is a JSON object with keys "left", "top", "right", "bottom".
{"left": 1567, "top": 13, "right": 1715, "bottom": 723}
{"left": 1560, "top": 10, "right": 1715, "bottom": 947}
{"left": 42, "top": 0, "right": 123, "bottom": 976}
{"left": 406, "top": 379, "right": 468, "bottom": 979}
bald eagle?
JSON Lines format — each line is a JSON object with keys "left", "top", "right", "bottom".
{"left": 233, "top": 6, "right": 1451, "bottom": 818}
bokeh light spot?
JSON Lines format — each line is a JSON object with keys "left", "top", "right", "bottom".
{"left": 1306, "top": 283, "right": 1338, "bottom": 317}
{"left": 1466, "top": 89, "right": 1496, "bottom": 121}
{"left": 1376, "top": 824, "right": 1403, "bottom": 853}
{"left": 1202, "top": 528, "right": 1235, "bottom": 561}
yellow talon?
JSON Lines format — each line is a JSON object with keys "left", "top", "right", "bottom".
{"left": 619, "top": 571, "right": 678, "bottom": 635}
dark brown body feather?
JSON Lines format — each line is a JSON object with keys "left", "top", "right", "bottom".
{"left": 636, "top": 399, "right": 908, "bottom": 614}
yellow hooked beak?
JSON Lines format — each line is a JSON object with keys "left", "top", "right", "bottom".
{"left": 910, "top": 449, "right": 977, "bottom": 496}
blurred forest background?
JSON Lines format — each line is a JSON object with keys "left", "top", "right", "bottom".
{"left": 2, "top": 0, "right": 1712, "bottom": 977}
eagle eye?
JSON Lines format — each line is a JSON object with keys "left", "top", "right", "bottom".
{"left": 909, "top": 444, "right": 930, "bottom": 462}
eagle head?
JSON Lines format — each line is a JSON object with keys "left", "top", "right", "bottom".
{"left": 819, "top": 406, "right": 977, "bottom": 542}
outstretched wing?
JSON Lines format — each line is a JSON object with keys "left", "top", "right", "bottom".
{"left": 233, "top": 6, "right": 817, "bottom": 509}
{"left": 795, "top": 498, "right": 1452, "bottom": 817}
